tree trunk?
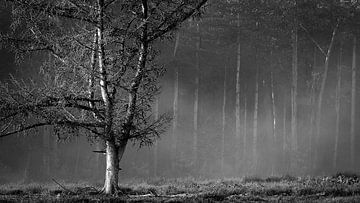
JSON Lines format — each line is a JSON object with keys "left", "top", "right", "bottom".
{"left": 172, "top": 65, "right": 179, "bottom": 171}
{"left": 333, "top": 40, "right": 343, "bottom": 170}
{"left": 104, "top": 140, "right": 127, "bottom": 194}
{"left": 290, "top": 28, "right": 298, "bottom": 169}
{"left": 52, "top": 127, "right": 58, "bottom": 176}
{"left": 270, "top": 71, "right": 277, "bottom": 175}
{"left": 235, "top": 13, "right": 241, "bottom": 170}
{"left": 282, "top": 94, "right": 288, "bottom": 172}
{"left": 43, "top": 126, "right": 50, "bottom": 179}
{"left": 243, "top": 86, "right": 247, "bottom": 169}
{"left": 193, "top": 22, "right": 200, "bottom": 168}
{"left": 309, "top": 47, "right": 317, "bottom": 171}
{"left": 252, "top": 66, "right": 259, "bottom": 172}
{"left": 221, "top": 61, "right": 227, "bottom": 176}
{"left": 314, "top": 23, "right": 338, "bottom": 169}
{"left": 153, "top": 97, "right": 159, "bottom": 176}
{"left": 350, "top": 35, "right": 357, "bottom": 170}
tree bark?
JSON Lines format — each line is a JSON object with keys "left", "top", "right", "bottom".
{"left": 43, "top": 126, "right": 50, "bottom": 179}
{"left": 333, "top": 39, "right": 343, "bottom": 170}
{"left": 221, "top": 61, "right": 227, "bottom": 176}
{"left": 252, "top": 66, "right": 259, "bottom": 172}
{"left": 282, "top": 94, "right": 287, "bottom": 172}
{"left": 309, "top": 47, "right": 317, "bottom": 171}
{"left": 270, "top": 71, "right": 276, "bottom": 175}
{"left": 52, "top": 127, "right": 58, "bottom": 176}
{"left": 193, "top": 22, "right": 200, "bottom": 167}
{"left": 104, "top": 140, "right": 127, "bottom": 194}
{"left": 350, "top": 35, "right": 357, "bottom": 170}
{"left": 290, "top": 28, "right": 298, "bottom": 169}
{"left": 97, "top": 0, "right": 117, "bottom": 194}
{"left": 235, "top": 13, "right": 241, "bottom": 170}
{"left": 153, "top": 97, "right": 159, "bottom": 176}
{"left": 172, "top": 65, "right": 179, "bottom": 172}
{"left": 243, "top": 86, "right": 247, "bottom": 167}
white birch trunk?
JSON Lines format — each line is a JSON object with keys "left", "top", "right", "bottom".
{"left": 104, "top": 140, "right": 126, "bottom": 194}
{"left": 252, "top": 67, "right": 259, "bottom": 172}
{"left": 309, "top": 48, "right": 317, "bottom": 170}
{"left": 314, "top": 23, "right": 338, "bottom": 169}
{"left": 270, "top": 71, "right": 276, "bottom": 175}
{"left": 221, "top": 62, "right": 227, "bottom": 176}
{"left": 243, "top": 87, "right": 247, "bottom": 164}
{"left": 333, "top": 40, "right": 343, "bottom": 170}
{"left": 235, "top": 13, "right": 241, "bottom": 169}
{"left": 282, "top": 94, "right": 287, "bottom": 171}
{"left": 153, "top": 98, "right": 159, "bottom": 176}
{"left": 172, "top": 65, "right": 179, "bottom": 171}
{"left": 193, "top": 22, "right": 200, "bottom": 167}
{"left": 350, "top": 36, "right": 357, "bottom": 170}
{"left": 291, "top": 28, "right": 298, "bottom": 168}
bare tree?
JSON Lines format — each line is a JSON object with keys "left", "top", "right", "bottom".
{"left": 0, "top": 0, "right": 208, "bottom": 194}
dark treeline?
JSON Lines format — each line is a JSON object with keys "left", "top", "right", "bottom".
{"left": 1, "top": 0, "right": 360, "bottom": 184}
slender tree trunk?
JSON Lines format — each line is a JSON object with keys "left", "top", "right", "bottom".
{"left": 235, "top": 13, "right": 241, "bottom": 170}
{"left": 282, "top": 94, "right": 287, "bottom": 172}
{"left": 243, "top": 86, "right": 247, "bottom": 169}
{"left": 350, "top": 36, "right": 357, "bottom": 170}
{"left": 172, "top": 65, "right": 179, "bottom": 171}
{"left": 193, "top": 22, "right": 200, "bottom": 167}
{"left": 270, "top": 71, "right": 276, "bottom": 175}
{"left": 97, "top": 0, "right": 117, "bottom": 193}
{"left": 52, "top": 128, "right": 58, "bottom": 175}
{"left": 43, "top": 126, "right": 50, "bottom": 179}
{"left": 333, "top": 40, "right": 343, "bottom": 170}
{"left": 221, "top": 62, "right": 227, "bottom": 176}
{"left": 290, "top": 28, "right": 298, "bottom": 169}
{"left": 153, "top": 98, "right": 159, "bottom": 176}
{"left": 252, "top": 66, "right": 259, "bottom": 172}
{"left": 309, "top": 47, "right": 317, "bottom": 171}
{"left": 314, "top": 23, "right": 338, "bottom": 169}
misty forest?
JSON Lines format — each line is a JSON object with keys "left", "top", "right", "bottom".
{"left": 2, "top": 0, "right": 360, "bottom": 202}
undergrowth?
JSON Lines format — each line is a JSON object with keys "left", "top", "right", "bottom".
{"left": 0, "top": 174, "right": 360, "bottom": 202}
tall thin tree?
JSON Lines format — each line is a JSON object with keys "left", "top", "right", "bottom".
{"left": 193, "top": 22, "right": 201, "bottom": 168}
{"left": 350, "top": 35, "right": 357, "bottom": 170}
{"left": 333, "top": 40, "right": 343, "bottom": 170}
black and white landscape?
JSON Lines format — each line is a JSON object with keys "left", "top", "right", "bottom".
{"left": 1, "top": 0, "right": 360, "bottom": 202}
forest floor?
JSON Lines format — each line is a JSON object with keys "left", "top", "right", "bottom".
{"left": 1, "top": 173, "right": 360, "bottom": 202}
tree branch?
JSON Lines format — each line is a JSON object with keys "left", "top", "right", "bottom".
{"left": 148, "top": 0, "right": 208, "bottom": 42}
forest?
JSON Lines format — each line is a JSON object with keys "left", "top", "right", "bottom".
{"left": 1, "top": 0, "right": 360, "bottom": 201}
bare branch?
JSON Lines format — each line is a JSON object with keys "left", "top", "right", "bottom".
{"left": 299, "top": 23, "right": 326, "bottom": 57}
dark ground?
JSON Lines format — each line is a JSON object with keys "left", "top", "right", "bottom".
{"left": 1, "top": 173, "right": 360, "bottom": 202}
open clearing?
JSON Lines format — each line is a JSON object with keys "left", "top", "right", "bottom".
{"left": 1, "top": 174, "right": 360, "bottom": 202}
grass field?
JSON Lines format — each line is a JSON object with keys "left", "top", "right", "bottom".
{"left": 1, "top": 173, "right": 360, "bottom": 202}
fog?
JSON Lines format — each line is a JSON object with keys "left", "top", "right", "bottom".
{"left": 1, "top": 1, "right": 360, "bottom": 184}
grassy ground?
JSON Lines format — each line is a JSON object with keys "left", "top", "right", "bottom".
{"left": 1, "top": 173, "right": 360, "bottom": 202}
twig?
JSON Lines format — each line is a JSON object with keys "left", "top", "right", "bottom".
{"left": 52, "top": 178, "right": 77, "bottom": 195}
{"left": 299, "top": 23, "right": 326, "bottom": 57}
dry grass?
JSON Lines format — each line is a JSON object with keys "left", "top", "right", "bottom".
{"left": 0, "top": 174, "right": 360, "bottom": 202}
